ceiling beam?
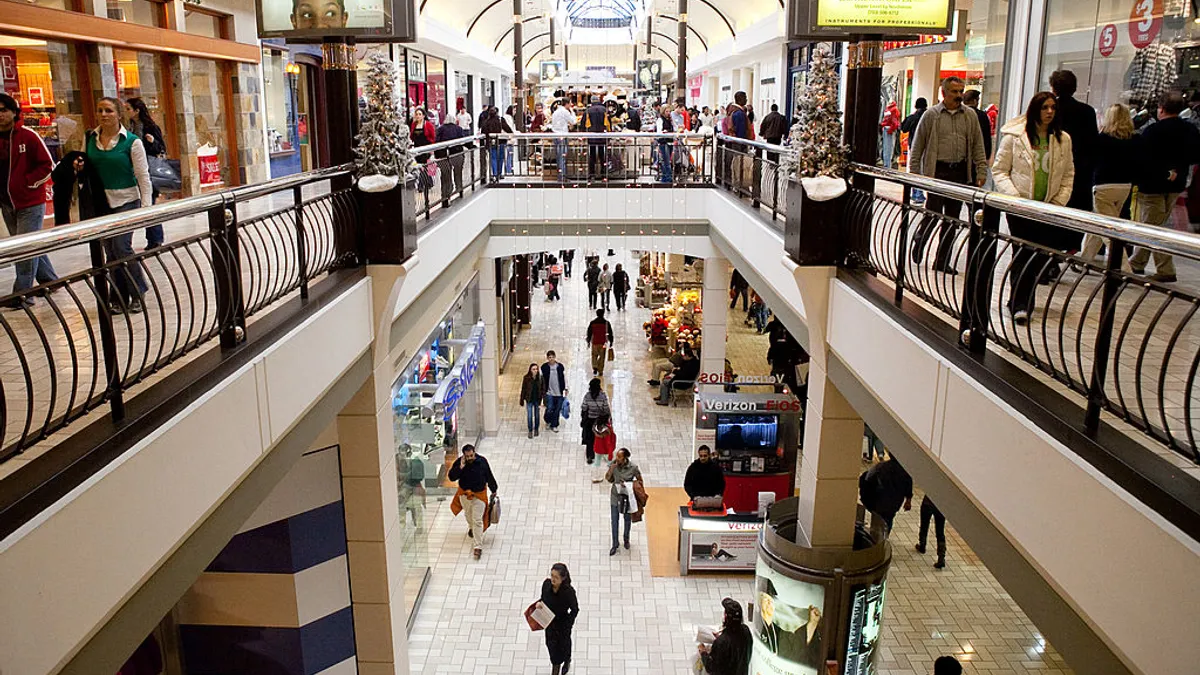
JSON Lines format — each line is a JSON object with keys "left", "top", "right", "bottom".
{"left": 466, "top": 0, "right": 506, "bottom": 38}
{"left": 492, "top": 16, "right": 547, "bottom": 52}
{"left": 655, "top": 14, "right": 708, "bottom": 50}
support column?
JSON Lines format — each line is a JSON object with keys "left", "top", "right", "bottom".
{"left": 700, "top": 257, "right": 730, "bottom": 385}
{"left": 848, "top": 38, "right": 883, "bottom": 166}
{"left": 677, "top": 0, "right": 688, "bottom": 102}
{"left": 512, "top": 0, "right": 526, "bottom": 131}
{"left": 912, "top": 52, "right": 942, "bottom": 109}
{"left": 793, "top": 267, "right": 862, "bottom": 547}
{"left": 322, "top": 39, "right": 359, "bottom": 166}
{"left": 478, "top": 256, "right": 501, "bottom": 435}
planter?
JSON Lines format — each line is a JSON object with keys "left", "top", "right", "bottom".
{"left": 784, "top": 177, "right": 847, "bottom": 266}
{"left": 356, "top": 176, "right": 418, "bottom": 264}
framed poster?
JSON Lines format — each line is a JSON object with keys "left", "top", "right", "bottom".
{"left": 27, "top": 87, "right": 44, "bottom": 107}
{"left": 539, "top": 60, "right": 564, "bottom": 82}
{"left": 635, "top": 59, "right": 661, "bottom": 95}
{"left": 750, "top": 557, "right": 828, "bottom": 675}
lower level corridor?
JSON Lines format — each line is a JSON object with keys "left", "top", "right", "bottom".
{"left": 404, "top": 252, "right": 1072, "bottom": 675}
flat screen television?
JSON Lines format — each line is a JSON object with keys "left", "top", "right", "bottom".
{"left": 257, "top": 0, "right": 417, "bottom": 41}
{"left": 715, "top": 415, "right": 778, "bottom": 451}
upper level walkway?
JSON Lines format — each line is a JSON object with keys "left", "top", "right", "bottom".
{"left": 0, "top": 132, "right": 1197, "bottom": 675}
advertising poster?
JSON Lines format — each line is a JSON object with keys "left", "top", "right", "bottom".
{"left": 539, "top": 60, "right": 564, "bottom": 82}
{"left": 687, "top": 532, "right": 757, "bottom": 571}
{"left": 815, "top": 0, "right": 952, "bottom": 31}
{"left": 843, "top": 578, "right": 887, "bottom": 675}
{"left": 750, "top": 558, "right": 827, "bottom": 675}
{"left": 260, "top": 0, "right": 391, "bottom": 34}
{"left": 636, "top": 59, "right": 661, "bottom": 94}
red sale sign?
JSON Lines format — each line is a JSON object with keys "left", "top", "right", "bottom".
{"left": 1128, "top": 0, "right": 1163, "bottom": 50}
{"left": 1099, "top": 23, "right": 1118, "bottom": 57}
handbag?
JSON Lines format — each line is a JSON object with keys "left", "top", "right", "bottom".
{"left": 147, "top": 155, "right": 181, "bottom": 191}
{"left": 524, "top": 601, "right": 550, "bottom": 631}
{"left": 489, "top": 494, "right": 501, "bottom": 524}
{"left": 561, "top": 398, "right": 571, "bottom": 419}
{"left": 607, "top": 347, "right": 615, "bottom": 361}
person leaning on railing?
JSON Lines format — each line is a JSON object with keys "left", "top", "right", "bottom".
{"left": 991, "top": 92, "right": 1076, "bottom": 326}
{"left": 87, "top": 96, "right": 152, "bottom": 315}
{"left": 434, "top": 116, "right": 467, "bottom": 208}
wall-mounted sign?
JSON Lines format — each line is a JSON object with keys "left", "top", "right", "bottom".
{"left": 1128, "top": 0, "right": 1162, "bottom": 50}
{"left": 426, "top": 322, "right": 486, "bottom": 420}
{"left": 540, "top": 60, "right": 564, "bottom": 81}
{"left": 789, "top": 0, "right": 953, "bottom": 39}
{"left": 26, "top": 87, "right": 44, "bottom": 107}
{"left": 0, "top": 50, "right": 17, "bottom": 96}
{"left": 407, "top": 50, "right": 425, "bottom": 82}
{"left": 256, "top": 0, "right": 416, "bottom": 42}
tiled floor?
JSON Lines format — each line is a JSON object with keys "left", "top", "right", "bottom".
{"left": 406, "top": 252, "right": 1071, "bottom": 675}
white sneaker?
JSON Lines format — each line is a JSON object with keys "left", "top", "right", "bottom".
{"left": 1013, "top": 309, "right": 1029, "bottom": 325}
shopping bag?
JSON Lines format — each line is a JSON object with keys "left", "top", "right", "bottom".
{"left": 489, "top": 494, "right": 501, "bottom": 524}
{"left": 147, "top": 155, "right": 182, "bottom": 191}
{"left": 607, "top": 347, "right": 615, "bottom": 361}
{"left": 561, "top": 398, "right": 571, "bottom": 420}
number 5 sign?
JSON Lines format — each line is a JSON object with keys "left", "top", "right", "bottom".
{"left": 1099, "top": 23, "right": 1118, "bottom": 57}
{"left": 1129, "top": 0, "right": 1163, "bottom": 50}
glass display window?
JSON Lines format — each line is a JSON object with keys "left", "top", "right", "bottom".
{"left": 189, "top": 57, "right": 232, "bottom": 190}
{"left": 426, "top": 55, "right": 446, "bottom": 126}
{"left": 106, "top": 0, "right": 165, "bottom": 27}
{"left": 183, "top": 6, "right": 229, "bottom": 39}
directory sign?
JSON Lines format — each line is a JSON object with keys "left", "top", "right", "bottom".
{"left": 843, "top": 579, "right": 887, "bottom": 674}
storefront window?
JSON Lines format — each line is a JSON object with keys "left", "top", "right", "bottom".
{"left": 263, "top": 47, "right": 300, "bottom": 176}
{"left": 391, "top": 279, "right": 482, "bottom": 621}
{"left": 106, "top": 0, "right": 163, "bottom": 27}
{"left": 426, "top": 55, "right": 446, "bottom": 126}
{"left": 1041, "top": 0, "right": 1196, "bottom": 110}
{"left": 0, "top": 36, "right": 86, "bottom": 161}
{"left": 183, "top": 8, "right": 226, "bottom": 39}
{"left": 190, "top": 57, "right": 231, "bottom": 189}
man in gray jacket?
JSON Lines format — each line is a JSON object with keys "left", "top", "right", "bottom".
{"left": 908, "top": 76, "right": 988, "bottom": 273}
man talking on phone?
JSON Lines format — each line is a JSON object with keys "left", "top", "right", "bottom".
{"left": 448, "top": 444, "right": 498, "bottom": 559}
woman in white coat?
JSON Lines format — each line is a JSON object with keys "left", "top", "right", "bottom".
{"left": 992, "top": 91, "right": 1075, "bottom": 325}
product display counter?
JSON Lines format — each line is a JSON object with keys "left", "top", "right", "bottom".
{"left": 677, "top": 507, "right": 763, "bottom": 575}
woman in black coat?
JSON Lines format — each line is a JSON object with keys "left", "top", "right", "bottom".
{"left": 700, "top": 598, "right": 752, "bottom": 675}
{"left": 539, "top": 563, "right": 579, "bottom": 675}
{"left": 611, "top": 263, "right": 630, "bottom": 311}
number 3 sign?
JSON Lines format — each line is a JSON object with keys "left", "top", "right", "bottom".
{"left": 1099, "top": 23, "right": 1118, "bottom": 57}
{"left": 1129, "top": 0, "right": 1163, "bottom": 50}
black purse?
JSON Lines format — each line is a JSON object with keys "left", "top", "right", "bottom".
{"left": 148, "top": 155, "right": 182, "bottom": 191}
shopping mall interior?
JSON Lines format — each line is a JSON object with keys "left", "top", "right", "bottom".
{"left": 1, "top": 0, "right": 1200, "bottom": 674}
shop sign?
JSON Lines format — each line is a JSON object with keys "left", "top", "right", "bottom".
{"left": 750, "top": 557, "right": 828, "bottom": 675}
{"left": 407, "top": 51, "right": 425, "bottom": 82}
{"left": 688, "top": 74, "right": 703, "bottom": 99}
{"left": 0, "top": 50, "right": 17, "bottom": 96}
{"left": 1098, "top": 23, "right": 1118, "bottom": 57}
{"left": 701, "top": 398, "right": 802, "bottom": 413}
{"left": 808, "top": 0, "right": 953, "bottom": 33}
{"left": 26, "top": 87, "right": 44, "bottom": 107}
{"left": 1128, "top": 0, "right": 1162, "bottom": 50}
{"left": 427, "top": 322, "right": 485, "bottom": 420}
{"left": 586, "top": 65, "right": 617, "bottom": 79}
{"left": 882, "top": 9, "right": 962, "bottom": 57}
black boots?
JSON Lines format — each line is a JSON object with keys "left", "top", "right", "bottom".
{"left": 609, "top": 545, "right": 618, "bottom": 556}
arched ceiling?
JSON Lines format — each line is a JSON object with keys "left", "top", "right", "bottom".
{"left": 420, "top": 0, "right": 780, "bottom": 65}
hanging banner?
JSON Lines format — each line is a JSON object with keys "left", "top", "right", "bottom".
{"left": 1098, "top": 23, "right": 1118, "bottom": 57}
{"left": 539, "top": 60, "right": 564, "bottom": 82}
{"left": 688, "top": 74, "right": 703, "bottom": 99}
{"left": 1128, "top": 0, "right": 1163, "bottom": 49}
{"left": 635, "top": 59, "right": 661, "bottom": 95}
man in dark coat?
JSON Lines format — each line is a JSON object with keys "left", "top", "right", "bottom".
{"left": 858, "top": 458, "right": 912, "bottom": 533}
{"left": 684, "top": 445, "right": 726, "bottom": 499}
{"left": 1050, "top": 70, "right": 1098, "bottom": 252}
{"left": 899, "top": 97, "right": 928, "bottom": 136}
{"left": 962, "top": 89, "right": 993, "bottom": 161}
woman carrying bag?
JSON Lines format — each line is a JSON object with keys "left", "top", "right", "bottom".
{"left": 579, "top": 377, "right": 610, "bottom": 465}
{"left": 125, "top": 97, "right": 168, "bottom": 249}
{"left": 992, "top": 91, "right": 1075, "bottom": 326}
{"left": 88, "top": 97, "right": 152, "bottom": 315}
{"left": 535, "top": 563, "right": 578, "bottom": 675}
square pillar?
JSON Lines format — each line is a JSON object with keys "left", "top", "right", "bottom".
{"left": 477, "top": 256, "right": 501, "bottom": 434}
{"left": 700, "top": 257, "right": 730, "bottom": 384}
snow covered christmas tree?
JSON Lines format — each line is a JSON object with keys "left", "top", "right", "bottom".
{"left": 355, "top": 51, "right": 412, "bottom": 192}
{"left": 781, "top": 44, "right": 848, "bottom": 200}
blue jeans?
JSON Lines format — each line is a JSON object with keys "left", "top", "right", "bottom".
{"left": 104, "top": 201, "right": 149, "bottom": 303}
{"left": 144, "top": 189, "right": 162, "bottom": 247}
{"left": 489, "top": 143, "right": 506, "bottom": 179}
{"left": 544, "top": 394, "right": 564, "bottom": 429}
{"left": 882, "top": 131, "right": 895, "bottom": 168}
{"left": 753, "top": 305, "right": 769, "bottom": 332}
{"left": 610, "top": 500, "right": 631, "bottom": 547}
{"left": 526, "top": 401, "right": 540, "bottom": 431}
{"left": 505, "top": 143, "right": 514, "bottom": 173}
{"left": 658, "top": 143, "right": 673, "bottom": 183}
{"left": 555, "top": 139, "right": 568, "bottom": 179}
{"left": 2, "top": 202, "right": 57, "bottom": 294}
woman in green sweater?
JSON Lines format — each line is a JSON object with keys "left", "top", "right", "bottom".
{"left": 88, "top": 97, "right": 152, "bottom": 314}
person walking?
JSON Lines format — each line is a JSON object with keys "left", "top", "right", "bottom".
{"left": 561, "top": 248, "right": 575, "bottom": 278}
{"left": 585, "top": 308, "right": 614, "bottom": 376}
{"left": 655, "top": 102, "right": 676, "bottom": 184}
{"left": 858, "top": 457, "right": 912, "bottom": 533}
{"left": 880, "top": 100, "right": 901, "bottom": 169}
{"left": 1050, "top": 70, "right": 1098, "bottom": 222}
{"left": 759, "top": 104, "right": 788, "bottom": 147}
{"left": 611, "top": 263, "right": 630, "bottom": 311}
{"left": 992, "top": 91, "right": 1076, "bottom": 325}
{"left": 1129, "top": 90, "right": 1200, "bottom": 282}
{"left": 598, "top": 263, "right": 613, "bottom": 311}
{"left": 583, "top": 258, "right": 601, "bottom": 309}
{"left": 541, "top": 351, "right": 568, "bottom": 433}
{"left": 729, "top": 92, "right": 753, "bottom": 190}
{"left": 962, "top": 90, "right": 994, "bottom": 162}
{"left": 410, "top": 108, "right": 436, "bottom": 194}
{"left": 537, "top": 563, "right": 579, "bottom": 675}
{"left": 698, "top": 598, "right": 752, "bottom": 675}
{"left": 582, "top": 95, "right": 609, "bottom": 180}
{"left": 900, "top": 97, "right": 928, "bottom": 139}
{"left": 580, "top": 377, "right": 611, "bottom": 465}
{"left": 749, "top": 291, "right": 769, "bottom": 333}
{"left": 1082, "top": 104, "right": 1141, "bottom": 263}
{"left": 124, "top": 98, "right": 167, "bottom": 250}
{"left": 447, "top": 444, "right": 498, "bottom": 559}
{"left": 520, "top": 363, "right": 545, "bottom": 438}
{"left": 0, "top": 93, "right": 57, "bottom": 309}
{"left": 916, "top": 495, "right": 948, "bottom": 569}
{"left": 503, "top": 105, "right": 518, "bottom": 174}
{"left": 729, "top": 269, "right": 749, "bottom": 311}
{"left": 435, "top": 114, "right": 468, "bottom": 208}
{"left": 605, "top": 448, "right": 642, "bottom": 555}
{"left": 899, "top": 97, "right": 928, "bottom": 193}
{"left": 88, "top": 96, "right": 152, "bottom": 315}
{"left": 908, "top": 77, "right": 988, "bottom": 273}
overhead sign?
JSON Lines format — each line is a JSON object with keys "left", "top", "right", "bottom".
{"left": 1099, "top": 23, "right": 1118, "bottom": 57}
{"left": 636, "top": 59, "right": 662, "bottom": 94}
{"left": 790, "top": 0, "right": 954, "bottom": 38}
{"left": 1128, "top": 0, "right": 1162, "bottom": 49}
{"left": 255, "top": 0, "right": 416, "bottom": 41}
{"left": 539, "top": 60, "right": 564, "bottom": 82}
{"left": 882, "top": 10, "right": 963, "bottom": 58}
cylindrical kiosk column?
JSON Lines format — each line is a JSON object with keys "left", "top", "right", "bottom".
{"left": 751, "top": 497, "right": 892, "bottom": 674}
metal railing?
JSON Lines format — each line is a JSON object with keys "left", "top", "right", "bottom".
{"left": 480, "top": 131, "right": 716, "bottom": 185}
{"left": 410, "top": 134, "right": 487, "bottom": 226}
{"left": 847, "top": 163, "right": 1200, "bottom": 464}
{"left": 0, "top": 164, "right": 358, "bottom": 461}
{"left": 715, "top": 133, "right": 789, "bottom": 224}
